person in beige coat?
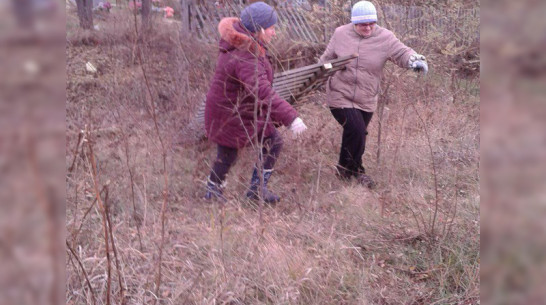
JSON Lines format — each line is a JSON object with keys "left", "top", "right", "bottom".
{"left": 320, "top": 0, "right": 428, "bottom": 187}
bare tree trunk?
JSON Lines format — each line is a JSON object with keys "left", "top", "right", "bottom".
{"left": 180, "top": 0, "right": 191, "bottom": 32}
{"left": 11, "top": 0, "right": 34, "bottom": 28}
{"left": 141, "top": 0, "right": 152, "bottom": 32}
{"left": 323, "top": 0, "right": 328, "bottom": 43}
{"left": 76, "top": 0, "right": 94, "bottom": 30}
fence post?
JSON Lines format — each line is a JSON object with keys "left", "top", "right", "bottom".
{"left": 180, "top": 0, "right": 193, "bottom": 32}
{"left": 324, "top": 0, "right": 329, "bottom": 43}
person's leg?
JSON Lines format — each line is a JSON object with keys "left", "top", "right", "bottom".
{"left": 356, "top": 110, "right": 374, "bottom": 174}
{"left": 353, "top": 110, "right": 375, "bottom": 188}
{"left": 247, "top": 129, "right": 283, "bottom": 203}
{"left": 209, "top": 145, "right": 238, "bottom": 183}
{"left": 261, "top": 129, "right": 284, "bottom": 170}
{"left": 330, "top": 108, "right": 367, "bottom": 178}
{"left": 205, "top": 145, "right": 238, "bottom": 200}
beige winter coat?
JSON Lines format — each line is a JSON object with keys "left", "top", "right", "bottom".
{"left": 320, "top": 24, "right": 415, "bottom": 112}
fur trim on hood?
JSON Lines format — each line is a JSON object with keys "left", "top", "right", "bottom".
{"left": 218, "top": 17, "right": 266, "bottom": 57}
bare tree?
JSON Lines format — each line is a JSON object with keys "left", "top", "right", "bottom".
{"left": 141, "top": 0, "right": 152, "bottom": 31}
{"left": 76, "top": 0, "right": 94, "bottom": 29}
{"left": 180, "top": 0, "right": 191, "bottom": 32}
{"left": 11, "top": 0, "right": 34, "bottom": 28}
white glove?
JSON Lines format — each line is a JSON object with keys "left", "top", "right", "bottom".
{"left": 409, "top": 53, "right": 428, "bottom": 74}
{"left": 289, "top": 117, "right": 307, "bottom": 136}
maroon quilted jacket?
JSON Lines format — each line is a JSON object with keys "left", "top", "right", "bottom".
{"left": 204, "top": 18, "right": 298, "bottom": 148}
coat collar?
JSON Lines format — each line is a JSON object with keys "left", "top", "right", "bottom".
{"left": 349, "top": 23, "right": 379, "bottom": 39}
{"left": 218, "top": 17, "right": 267, "bottom": 57}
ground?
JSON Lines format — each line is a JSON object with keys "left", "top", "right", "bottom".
{"left": 66, "top": 6, "right": 479, "bottom": 305}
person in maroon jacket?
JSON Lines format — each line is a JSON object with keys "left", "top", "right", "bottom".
{"left": 204, "top": 2, "right": 308, "bottom": 203}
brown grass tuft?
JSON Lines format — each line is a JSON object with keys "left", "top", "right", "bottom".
{"left": 66, "top": 4, "right": 479, "bottom": 304}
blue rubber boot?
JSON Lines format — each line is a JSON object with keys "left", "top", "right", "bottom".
{"left": 204, "top": 177, "right": 226, "bottom": 202}
{"left": 246, "top": 168, "right": 280, "bottom": 204}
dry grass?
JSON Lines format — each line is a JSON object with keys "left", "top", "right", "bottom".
{"left": 66, "top": 6, "right": 479, "bottom": 305}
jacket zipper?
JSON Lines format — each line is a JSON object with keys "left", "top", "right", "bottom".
{"left": 351, "top": 37, "right": 362, "bottom": 109}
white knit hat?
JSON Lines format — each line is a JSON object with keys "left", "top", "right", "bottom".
{"left": 351, "top": 1, "right": 378, "bottom": 24}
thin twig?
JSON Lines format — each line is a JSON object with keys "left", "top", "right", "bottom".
{"left": 66, "top": 240, "right": 97, "bottom": 305}
{"left": 406, "top": 200, "right": 425, "bottom": 234}
{"left": 104, "top": 186, "right": 126, "bottom": 304}
{"left": 87, "top": 137, "right": 112, "bottom": 305}
{"left": 411, "top": 100, "right": 439, "bottom": 238}
{"left": 130, "top": 10, "right": 170, "bottom": 303}
{"left": 72, "top": 185, "right": 107, "bottom": 245}
{"left": 68, "top": 130, "right": 84, "bottom": 173}
{"left": 376, "top": 71, "right": 394, "bottom": 167}
{"left": 388, "top": 104, "right": 409, "bottom": 185}
{"left": 110, "top": 104, "right": 145, "bottom": 252}
{"left": 122, "top": 125, "right": 144, "bottom": 251}
{"left": 443, "top": 169, "right": 460, "bottom": 240}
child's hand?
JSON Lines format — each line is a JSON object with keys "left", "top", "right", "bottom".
{"left": 289, "top": 117, "right": 307, "bottom": 136}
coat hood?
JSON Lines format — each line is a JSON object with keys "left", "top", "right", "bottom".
{"left": 218, "top": 17, "right": 266, "bottom": 57}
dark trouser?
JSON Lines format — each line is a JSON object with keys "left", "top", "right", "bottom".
{"left": 330, "top": 108, "right": 374, "bottom": 178}
{"left": 209, "top": 129, "right": 284, "bottom": 184}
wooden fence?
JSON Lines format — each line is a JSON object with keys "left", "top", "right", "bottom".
{"left": 194, "top": 54, "right": 357, "bottom": 133}
{"left": 180, "top": 1, "right": 479, "bottom": 45}
{"left": 380, "top": 5, "right": 479, "bottom": 41}
{"left": 180, "top": 0, "right": 319, "bottom": 43}
{"left": 323, "top": 3, "right": 479, "bottom": 43}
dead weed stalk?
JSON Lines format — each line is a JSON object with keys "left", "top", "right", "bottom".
{"left": 130, "top": 10, "right": 170, "bottom": 304}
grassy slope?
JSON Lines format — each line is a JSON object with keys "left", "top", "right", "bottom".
{"left": 66, "top": 8, "right": 479, "bottom": 305}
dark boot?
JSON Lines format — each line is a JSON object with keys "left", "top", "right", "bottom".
{"left": 246, "top": 168, "right": 280, "bottom": 204}
{"left": 204, "top": 177, "right": 226, "bottom": 202}
{"left": 354, "top": 166, "right": 375, "bottom": 188}
{"left": 356, "top": 173, "right": 376, "bottom": 188}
